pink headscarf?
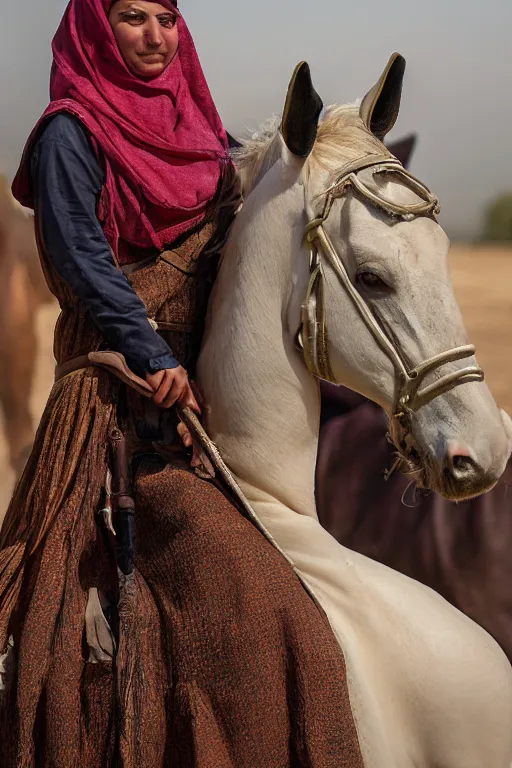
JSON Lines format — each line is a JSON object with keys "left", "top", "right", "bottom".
{"left": 12, "top": 0, "right": 231, "bottom": 258}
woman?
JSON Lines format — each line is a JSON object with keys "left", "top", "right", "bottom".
{"left": 0, "top": 1, "right": 363, "bottom": 765}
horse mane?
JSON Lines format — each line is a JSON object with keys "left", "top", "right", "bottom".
{"left": 232, "top": 116, "right": 283, "bottom": 191}
{"left": 233, "top": 105, "right": 389, "bottom": 192}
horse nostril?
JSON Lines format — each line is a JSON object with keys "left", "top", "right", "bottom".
{"left": 451, "top": 455, "right": 476, "bottom": 475}
{"left": 439, "top": 441, "right": 499, "bottom": 499}
{"left": 445, "top": 442, "right": 479, "bottom": 480}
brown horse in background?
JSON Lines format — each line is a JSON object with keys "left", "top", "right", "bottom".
{"left": 0, "top": 176, "right": 53, "bottom": 477}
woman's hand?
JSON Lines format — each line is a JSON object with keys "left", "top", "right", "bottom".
{"left": 145, "top": 366, "right": 200, "bottom": 413}
{"left": 146, "top": 368, "right": 204, "bottom": 465}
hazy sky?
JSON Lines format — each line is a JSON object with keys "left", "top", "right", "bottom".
{"left": 1, "top": 0, "right": 511, "bottom": 238}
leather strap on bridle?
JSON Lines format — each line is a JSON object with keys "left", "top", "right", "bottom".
{"left": 297, "top": 153, "right": 484, "bottom": 417}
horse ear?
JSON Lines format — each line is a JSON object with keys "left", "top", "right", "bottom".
{"left": 281, "top": 62, "right": 323, "bottom": 158}
{"left": 360, "top": 53, "right": 406, "bottom": 140}
{"left": 386, "top": 133, "right": 417, "bottom": 169}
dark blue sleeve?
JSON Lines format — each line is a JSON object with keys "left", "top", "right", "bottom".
{"left": 30, "top": 113, "right": 179, "bottom": 377}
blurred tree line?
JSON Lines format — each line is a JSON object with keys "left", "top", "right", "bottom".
{"left": 480, "top": 194, "right": 512, "bottom": 242}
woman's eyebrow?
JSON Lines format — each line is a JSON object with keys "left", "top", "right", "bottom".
{"left": 120, "top": 5, "right": 175, "bottom": 14}
{"left": 120, "top": 5, "right": 147, "bottom": 13}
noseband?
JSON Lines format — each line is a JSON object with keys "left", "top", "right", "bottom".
{"left": 296, "top": 153, "right": 484, "bottom": 420}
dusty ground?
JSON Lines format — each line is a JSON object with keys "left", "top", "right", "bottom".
{"left": 448, "top": 245, "right": 512, "bottom": 414}
{"left": 0, "top": 244, "right": 511, "bottom": 518}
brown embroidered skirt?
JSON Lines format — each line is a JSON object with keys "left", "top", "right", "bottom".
{"left": 0, "top": 362, "right": 363, "bottom": 767}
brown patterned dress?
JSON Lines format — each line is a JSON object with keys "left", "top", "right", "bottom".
{"left": 0, "top": 209, "right": 364, "bottom": 766}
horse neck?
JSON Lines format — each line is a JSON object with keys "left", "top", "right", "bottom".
{"left": 198, "top": 165, "right": 321, "bottom": 519}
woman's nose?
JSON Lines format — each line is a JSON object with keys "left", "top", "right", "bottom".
{"left": 144, "top": 19, "right": 164, "bottom": 47}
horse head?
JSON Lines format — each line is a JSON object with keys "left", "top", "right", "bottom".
{"left": 202, "top": 55, "right": 512, "bottom": 503}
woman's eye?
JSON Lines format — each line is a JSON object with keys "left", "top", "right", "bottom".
{"left": 123, "top": 12, "right": 145, "bottom": 24}
{"left": 356, "top": 271, "right": 390, "bottom": 292}
{"left": 159, "top": 15, "right": 177, "bottom": 28}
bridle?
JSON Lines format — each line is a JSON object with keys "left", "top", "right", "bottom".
{"left": 295, "top": 153, "right": 484, "bottom": 423}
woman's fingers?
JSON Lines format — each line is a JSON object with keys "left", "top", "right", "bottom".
{"left": 177, "top": 420, "right": 205, "bottom": 469}
{"left": 176, "top": 421, "right": 193, "bottom": 448}
{"left": 161, "top": 375, "right": 184, "bottom": 409}
{"left": 145, "top": 369, "right": 165, "bottom": 393}
{"left": 146, "top": 367, "right": 201, "bottom": 413}
{"left": 150, "top": 367, "right": 185, "bottom": 408}
{"left": 179, "top": 385, "right": 200, "bottom": 414}
{"left": 145, "top": 367, "right": 206, "bottom": 467}
{"left": 147, "top": 368, "right": 172, "bottom": 406}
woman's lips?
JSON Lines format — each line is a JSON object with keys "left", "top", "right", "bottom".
{"left": 138, "top": 53, "right": 166, "bottom": 63}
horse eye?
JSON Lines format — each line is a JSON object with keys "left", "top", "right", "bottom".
{"left": 356, "top": 271, "right": 389, "bottom": 292}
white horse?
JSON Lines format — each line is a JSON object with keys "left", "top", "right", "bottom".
{"left": 198, "top": 55, "right": 512, "bottom": 767}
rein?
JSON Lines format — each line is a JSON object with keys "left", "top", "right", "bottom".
{"left": 296, "top": 153, "right": 484, "bottom": 420}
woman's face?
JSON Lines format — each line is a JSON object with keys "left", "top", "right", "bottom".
{"left": 109, "top": 0, "right": 179, "bottom": 79}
